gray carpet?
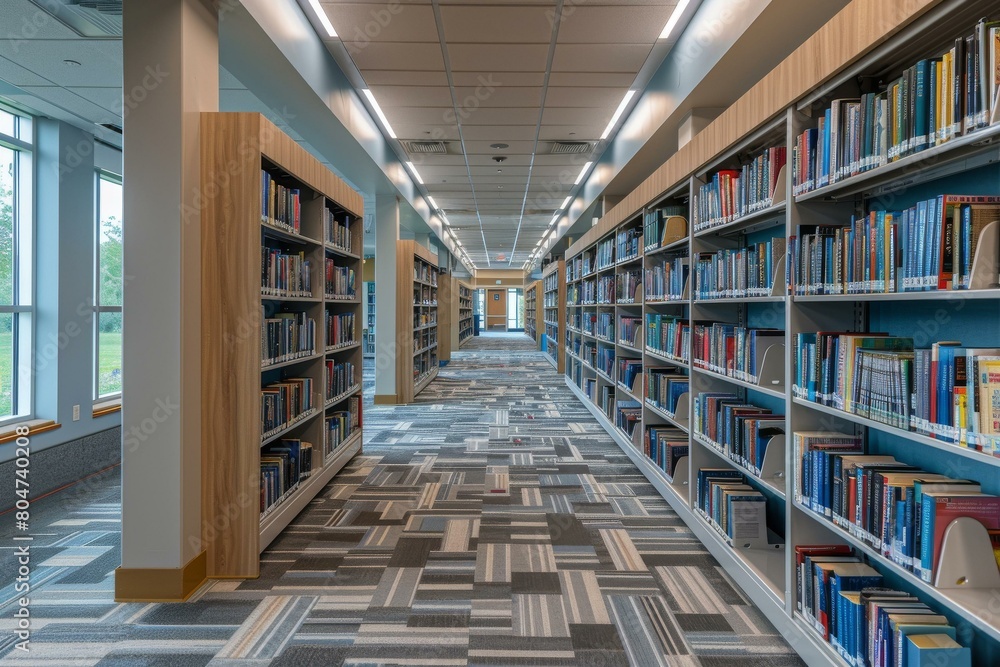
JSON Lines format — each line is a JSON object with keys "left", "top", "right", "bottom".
{"left": 0, "top": 335, "right": 803, "bottom": 666}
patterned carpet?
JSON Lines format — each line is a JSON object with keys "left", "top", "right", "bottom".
{"left": 0, "top": 334, "right": 804, "bottom": 666}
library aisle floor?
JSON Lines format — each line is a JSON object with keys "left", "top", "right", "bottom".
{"left": 0, "top": 334, "right": 804, "bottom": 666}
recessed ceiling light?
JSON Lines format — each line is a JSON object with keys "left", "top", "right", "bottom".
{"left": 490, "top": 143, "right": 509, "bottom": 150}
{"left": 63, "top": 59, "right": 81, "bottom": 66}
{"left": 363, "top": 89, "right": 396, "bottom": 139}
{"left": 405, "top": 161, "right": 424, "bottom": 184}
{"left": 574, "top": 161, "right": 593, "bottom": 185}
{"left": 659, "top": 0, "right": 691, "bottom": 40}
{"left": 306, "top": 0, "right": 338, "bottom": 37}
{"left": 601, "top": 90, "right": 636, "bottom": 140}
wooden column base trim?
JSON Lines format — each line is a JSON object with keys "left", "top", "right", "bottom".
{"left": 374, "top": 394, "right": 399, "bottom": 405}
{"left": 115, "top": 550, "right": 207, "bottom": 602}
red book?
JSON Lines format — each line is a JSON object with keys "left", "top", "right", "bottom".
{"left": 921, "top": 493, "right": 1000, "bottom": 583}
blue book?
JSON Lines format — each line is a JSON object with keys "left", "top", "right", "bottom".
{"left": 913, "top": 59, "right": 931, "bottom": 153}
{"left": 906, "top": 633, "right": 970, "bottom": 667}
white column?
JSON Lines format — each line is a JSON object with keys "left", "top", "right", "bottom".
{"left": 118, "top": 0, "right": 218, "bottom": 597}
{"left": 373, "top": 195, "right": 399, "bottom": 401}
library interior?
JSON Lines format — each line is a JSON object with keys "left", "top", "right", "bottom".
{"left": 1, "top": 0, "right": 1000, "bottom": 665}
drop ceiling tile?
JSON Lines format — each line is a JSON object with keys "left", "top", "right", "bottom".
{"left": 362, "top": 70, "right": 450, "bottom": 86}
{"left": 468, "top": 165, "right": 531, "bottom": 177}
{"left": 13, "top": 85, "right": 117, "bottom": 123}
{"left": 547, "top": 72, "right": 637, "bottom": 87}
{"left": 453, "top": 85, "right": 543, "bottom": 109}
{"left": 346, "top": 42, "right": 445, "bottom": 71}
{"left": 324, "top": 4, "right": 439, "bottom": 43}
{"left": 382, "top": 106, "right": 456, "bottom": 126}
{"left": 463, "top": 140, "right": 537, "bottom": 155}
{"left": 461, "top": 125, "right": 538, "bottom": 141}
{"left": 0, "top": 54, "right": 53, "bottom": 87}
{"left": 369, "top": 86, "right": 453, "bottom": 107}
{"left": 544, "top": 86, "right": 625, "bottom": 109}
{"left": 418, "top": 166, "right": 476, "bottom": 179}
{"left": 402, "top": 154, "right": 467, "bottom": 168}
{"left": 556, "top": 5, "right": 674, "bottom": 44}
{"left": 392, "top": 122, "right": 461, "bottom": 140}
{"left": 447, "top": 44, "right": 549, "bottom": 72}
{"left": 551, "top": 43, "right": 651, "bottom": 72}
{"left": 460, "top": 107, "right": 539, "bottom": 126}
{"left": 440, "top": 6, "right": 554, "bottom": 43}
{"left": 0, "top": 39, "right": 121, "bottom": 87}
{"left": 451, "top": 71, "right": 545, "bottom": 87}
{"left": 537, "top": 124, "right": 604, "bottom": 141}
{"left": 1, "top": 0, "right": 86, "bottom": 39}
{"left": 466, "top": 153, "right": 533, "bottom": 167}
{"left": 541, "top": 107, "right": 610, "bottom": 126}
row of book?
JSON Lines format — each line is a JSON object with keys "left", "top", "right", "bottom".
{"left": 578, "top": 280, "right": 596, "bottom": 305}
{"left": 617, "top": 269, "right": 641, "bottom": 304}
{"left": 544, "top": 271, "right": 560, "bottom": 294}
{"left": 325, "top": 210, "right": 352, "bottom": 252}
{"left": 792, "top": 333, "right": 1000, "bottom": 454}
{"left": 695, "top": 468, "right": 768, "bottom": 545}
{"left": 596, "top": 346, "right": 614, "bottom": 378}
{"left": 261, "top": 377, "right": 315, "bottom": 438}
{"left": 262, "top": 311, "right": 315, "bottom": 366}
{"left": 596, "top": 312, "right": 614, "bottom": 341}
{"left": 326, "top": 397, "right": 360, "bottom": 454}
{"left": 414, "top": 263, "right": 438, "bottom": 285}
{"left": 416, "top": 311, "right": 436, "bottom": 327}
{"left": 619, "top": 316, "right": 641, "bottom": 348}
{"left": 597, "top": 275, "right": 615, "bottom": 304}
{"left": 262, "top": 247, "right": 312, "bottom": 298}
{"left": 260, "top": 438, "right": 314, "bottom": 515}
{"left": 645, "top": 370, "right": 688, "bottom": 418}
{"left": 568, "top": 251, "right": 594, "bottom": 280}
{"left": 645, "top": 256, "right": 689, "bottom": 302}
{"left": 796, "top": 544, "right": 973, "bottom": 667}
{"left": 693, "top": 239, "right": 785, "bottom": 300}
{"left": 646, "top": 314, "right": 690, "bottom": 363}
{"left": 325, "top": 312, "right": 355, "bottom": 349}
{"left": 618, "top": 358, "right": 642, "bottom": 394}
{"left": 693, "top": 146, "right": 786, "bottom": 232}
{"left": 643, "top": 205, "right": 686, "bottom": 252}
{"left": 261, "top": 170, "right": 301, "bottom": 235}
{"left": 596, "top": 238, "right": 615, "bottom": 270}
{"left": 615, "top": 399, "right": 642, "bottom": 437}
{"left": 616, "top": 226, "right": 642, "bottom": 262}
{"left": 692, "top": 324, "right": 784, "bottom": 385}
{"left": 793, "top": 432, "right": 1000, "bottom": 588}
{"left": 325, "top": 360, "right": 356, "bottom": 401}
{"left": 325, "top": 260, "right": 356, "bottom": 299}
{"left": 414, "top": 284, "right": 437, "bottom": 306}
{"left": 413, "top": 330, "right": 437, "bottom": 353}
{"left": 789, "top": 196, "right": 1000, "bottom": 295}
{"left": 793, "top": 19, "right": 1000, "bottom": 195}
{"left": 693, "top": 392, "right": 784, "bottom": 477}
{"left": 644, "top": 426, "right": 688, "bottom": 480}
{"left": 413, "top": 352, "right": 438, "bottom": 379}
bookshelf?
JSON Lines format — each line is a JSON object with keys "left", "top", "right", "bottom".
{"left": 542, "top": 261, "right": 566, "bottom": 373}
{"left": 458, "top": 280, "right": 474, "bottom": 348}
{"left": 562, "top": 4, "right": 1000, "bottom": 664}
{"left": 396, "top": 240, "right": 439, "bottom": 403}
{"left": 201, "top": 112, "right": 363, "bottom": 579}
{"left": 524, "top": 279, "right": 542, "bottom": 350}
{"left": 363, "top": 280, "right": 375, "bottom": 358}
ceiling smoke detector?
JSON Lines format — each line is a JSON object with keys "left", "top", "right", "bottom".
{"left": 489, "top": 143, "right": 509, "bottom": 150}
{"left": 492, "top": 156, "right": 507, "bottom": 163}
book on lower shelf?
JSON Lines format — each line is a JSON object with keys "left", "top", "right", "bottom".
{"left": 262, "top": 246, "right": 313, "bottom": 298}
{"left": 644, "top": 426, "right": 688, "bottom": 480}
{"left": 694, "top": 237, "right": 785, "bottom": 299}
{"left": 645, "top": 255, "right": 689, "bottom": 301}
{"left": 326, "top": 396, "right": 360, "bottom": 456}
{"left": 693, "top": 323, "right": 784, "bottom": 385}
{"left": 262, "top": 310, "right": 316, "bottom": 366}
{"left": 260, "top": 438, "right": 314, "bottom": 516}
{"left": 325, "top": 258, "right": 356, "bottom": 299}
{"left": 261, "top": 377, "right": 315, "bottom": 437}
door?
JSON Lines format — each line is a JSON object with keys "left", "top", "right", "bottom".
{"left": 486, "top": 288, "right": 507, "bottom": 331}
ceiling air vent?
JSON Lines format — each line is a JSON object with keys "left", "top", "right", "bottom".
{"left": 549, "top": 141, "right": 592, "bottom": 155}
{"left": 405, "top": 140, "right": 449, "bottom": 155}
{"left": 30, "top": 0, "right": 122, "bottom": 37}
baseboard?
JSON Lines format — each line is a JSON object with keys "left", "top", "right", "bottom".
{"left": 374, "top": 394, "right": 398, "bottom": 405}
{"left": 0, "top": 426, "right": 120, "bottom": 513}
{"left": 115, "top": 550, "right": 207, "bottom": 602}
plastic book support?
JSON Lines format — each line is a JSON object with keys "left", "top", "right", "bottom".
{"left": 769, "top": 255, "right": 787, "bottom": 297}
{"left": 759, "top": 434, "right": 785, "bottom": 486}
{"left": 933, "top": 517, "right": 1000, "bottom": 589}
{"left": 756, "top": 343, "right": 785, "bottom": 388}
{"left": 669, "top": 455, "right": 689, "bottom": 487}
{"left": 671, "top": 393, "right": 690, "bottom": 425}
{"left": 769, "top": 164, "right": 787, "bottom": 208}
{"left": 967, "top": 221, "right": 999, "bottom": 290}
{"left": 661, "top": 216, "right": 687, "bottom": 247}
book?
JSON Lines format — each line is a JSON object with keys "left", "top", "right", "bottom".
{"left": 906, "top": 634, "right": 971, "bottom": 667}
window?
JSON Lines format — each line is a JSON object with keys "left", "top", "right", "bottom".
{"left": 0, "top": 108, "right": 33, "bottom": 422}
{"left": 94, "top": 173, "right": 123, "bottom": 399}
{"left": 506, "top": 288, "right": 524, "bottom": 331}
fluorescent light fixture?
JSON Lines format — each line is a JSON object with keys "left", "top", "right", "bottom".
{"left": 427, "top": 196, "right": 439, "bottom": 210}
{"left": 659, "top": 0, "right": 691, "bottom": 40}
{"left": 574, "top": 161, "right": 593, "bottom": 185}
{"left": 456, "top": 240, "right": 463, "bottom": 247}
{"left": 560, "top": 196, "right": 572, "bottom": 210}
{"left": 405, "top": 161, "right": 423, "bottom": 184}
{"left": 535, "top": 240, "right": 542, "bottom": 247}
{"left": 363, "top": 89, "right": 396, "bottom": 139}
{"left": 306, "top": 0, "right": 337, "bottom": 37}
{"left": 442, "top": 217, "right": 450, "bottom": 226}
{"left": 601, "top": 90, "right": 636, "bottom": 140}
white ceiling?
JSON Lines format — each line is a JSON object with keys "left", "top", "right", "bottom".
{"left": 316, "top": 0, "right": 687, "bottom": 268}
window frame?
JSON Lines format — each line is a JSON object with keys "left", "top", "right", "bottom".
{"left": 0, "top": 106, "right": 34, "bottom": 426}
{"left": 93, "top": 169, "right": 123, "bottom": 403}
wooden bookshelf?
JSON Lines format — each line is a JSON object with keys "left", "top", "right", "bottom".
{"left": 396, "top": 240, "right": 439, "bottom": 403}
{"left": 524, "top": 279, "right": 542, "bottom": 350}
{"left": 438, "top": 275, "right": 466, "bottom": 362}
{"left": 561, "top": 3, "right": 1000, "bottom": 663}
{"left": 201, "top": 112, "right": 363, "bottom": 579}
{"left": 457, "top": 280, "right": 474, "bottom": 348}
{"left": 541, "top": 261, "right": 565, "bottom": 373}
